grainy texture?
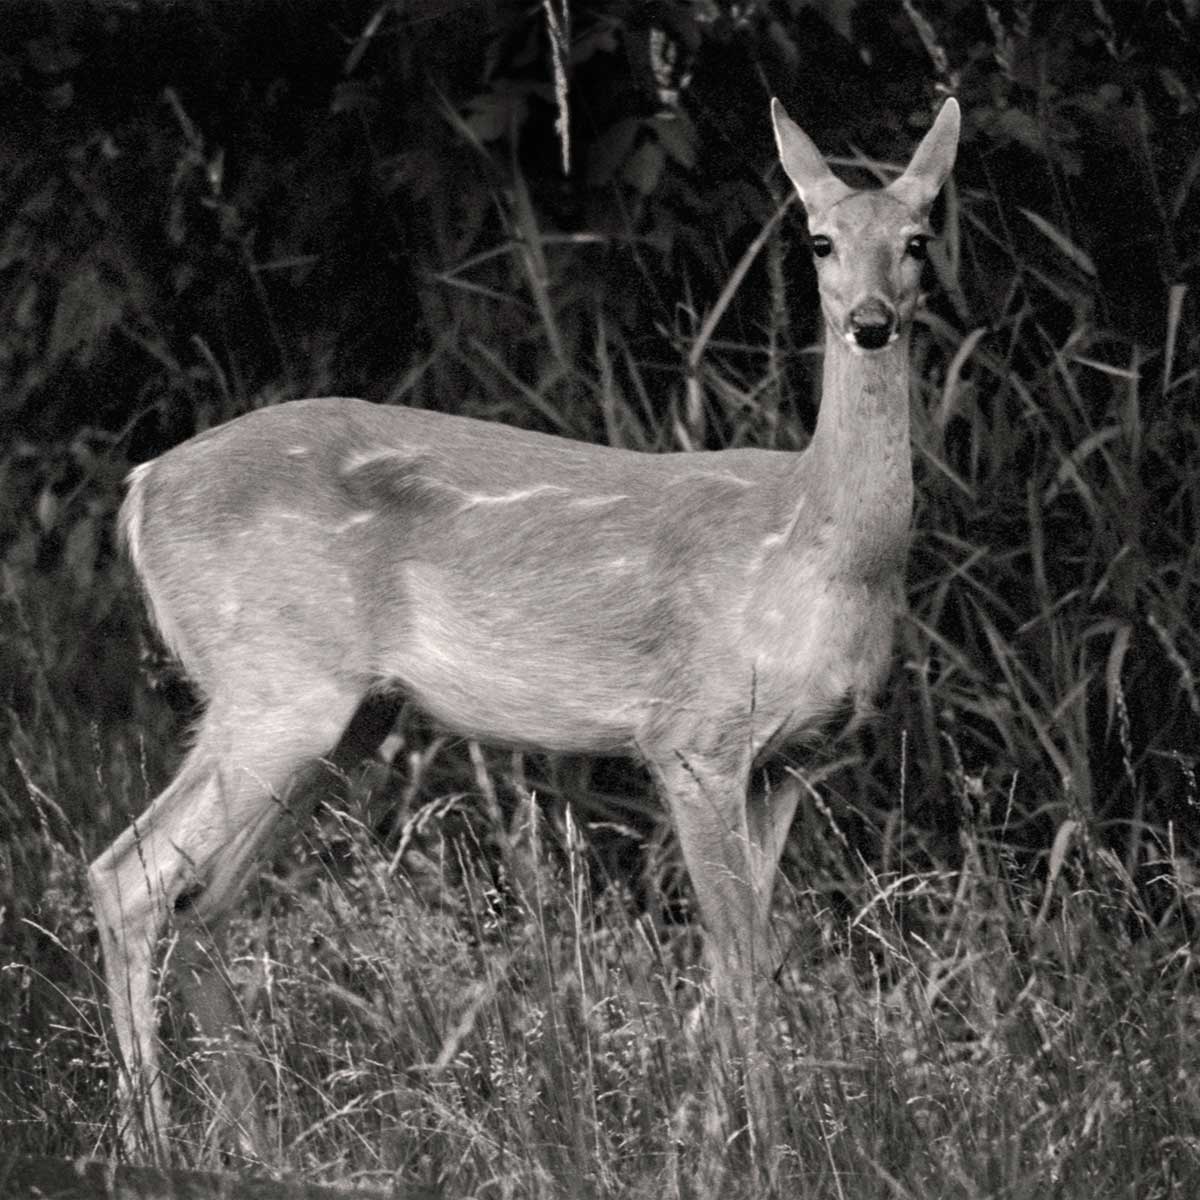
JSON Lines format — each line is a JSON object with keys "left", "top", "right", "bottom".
{"left": 0, "top": 1157, "right": 434, "bottom": 1200}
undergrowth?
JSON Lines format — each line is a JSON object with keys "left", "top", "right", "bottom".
{"left": 2, "top": 2, "right": 1200, "bottom": 1196}
{"left": 2, "top": 756, "right": 1198, "bottom": 1197}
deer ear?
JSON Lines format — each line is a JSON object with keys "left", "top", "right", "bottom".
{"left": 888, "top": 98, "right": 960, "bottom": 214}
{"left": 771, "top": 98, "right": 853, "bottom": 214}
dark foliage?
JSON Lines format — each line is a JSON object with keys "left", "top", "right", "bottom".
{"left": 1, "top": 1, "right": 1199, "bottom": 1175}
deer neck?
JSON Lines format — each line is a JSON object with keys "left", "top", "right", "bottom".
{"left": 797, "top": 327, "right": 914, "bottom": 576}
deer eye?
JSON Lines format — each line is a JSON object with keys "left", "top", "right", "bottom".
{"left": 810, "top": 234, "right": 833, "bottom": 258}
{"left": 906, "top": 234, "right": 930, "bottom": 260}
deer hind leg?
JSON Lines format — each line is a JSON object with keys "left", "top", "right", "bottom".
{"left": 170, "top": 688, "right": 405, "bottom": 1153}
{"left": 168, "top": 787, "right": 293, "bottom": 1158}
{"left": 89, "top": 678, "right": 366, "bottom": 1158}
{"left": 745, "top": 769, "right": 801, "bottom": 932}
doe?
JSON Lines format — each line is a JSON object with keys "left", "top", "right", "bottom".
{"left": 90, "top": 96, "right": 959, "bottom": 1152}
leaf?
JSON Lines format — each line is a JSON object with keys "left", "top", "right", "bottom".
{"left": 1163, "top": 282, "right": 1187, "bottom": 395}
{"left": 1019, "top": 207, "right": 1096, "bottom": 277}
{"left": 64, "top": 514, "right": 98, "bottom": 592}
{"left": 463, "top": 92, "right": 527, "bottom": 143}
{"left": 14, "top": 281, "right": 39, "bottom": 329}
{"left": 992, "top": 106, "right": 1046, "bottom": 153}
{"left": 587, "top": 118, "right": 639, "bottom": 186}
{"left": 1105, "top": 622, "right": 1133, "bottom": 735}
{"left": 36, "top": 486, "right": 58, "bottom": 531}
{"left": 331, "top": 81, "right": 377, "bottom": 117}
{"left": 26, "top": 37, "right": 81, "bottom": 74}
{"left": 650, "top": 113, "right": 696, "bottom": 169}
{"left": 935, "top": 326, "right": 988, "bottom": 432}
{"left": 1041, "top": 424, "right": 1120, "bottom": 511}
{"left": 1034, "top": 819, "right": 1079, "bottom": 928}
{"left": 47, "top": 263, "right": 124, "bottom": 368}
{"left": 342, "top": 3, "right": 387, "bottom": 75}
{"left": 622, "top": 140, "right": 664, "bottom": 196}
{"left": 1158, "top": 67, "right": 1197, "bottom": 116}
{"left": 570, "top": 24, "right": 618, "bottom": 65}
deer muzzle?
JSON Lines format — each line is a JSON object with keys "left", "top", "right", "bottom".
{"left": 848, "top": 299, "right": 898, "bottom": 351}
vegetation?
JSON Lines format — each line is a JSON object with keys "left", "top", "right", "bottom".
{"left": 2, "top": 1, "right": 1198, "bottom": 1195}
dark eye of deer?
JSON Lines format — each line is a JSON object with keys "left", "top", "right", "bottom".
{"left": 907, "top": 235, "right": 929, "bottom": 260}
{"left": 811, "top": 235, "right": 833, "bottom": 258}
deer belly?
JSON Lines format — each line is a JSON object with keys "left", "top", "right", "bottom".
{"left": 399, "top": 650, "right": 641, "bottom": 754}
{"left": 378, "top": 580, "right": 645, "bottom": 753}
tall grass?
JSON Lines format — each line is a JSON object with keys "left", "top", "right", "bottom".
{"left": 2, "top": 740, "right": 1198, "bottom": 1195}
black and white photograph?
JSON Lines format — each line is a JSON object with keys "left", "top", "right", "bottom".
{"left": 1, "top": 1, "right": 1198, "bottom": 1196}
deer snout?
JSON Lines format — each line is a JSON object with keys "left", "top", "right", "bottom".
{"left": 848, "top": 299, "right": 897, "bottom": 351}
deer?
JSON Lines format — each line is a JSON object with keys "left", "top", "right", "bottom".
{"left": 90, "top": 95, "right": 960, "bottom": 1157}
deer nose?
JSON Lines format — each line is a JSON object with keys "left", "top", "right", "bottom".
{"left": 849, "top": 300, "right": 897, "bottom": 351}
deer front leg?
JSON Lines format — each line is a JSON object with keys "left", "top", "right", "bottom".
{"left": 745, "top": 768, "right": 802, "bottom": 933}
{"left": 645, "top": 740, "right": 781, "bottom": 1165}
{"left": 649, "top": 749, "right": 765, "bottom": 1003}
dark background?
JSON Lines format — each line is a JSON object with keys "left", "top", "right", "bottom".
{"left": 1, "top": 0, "right": 1199, "bottom": 1169}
